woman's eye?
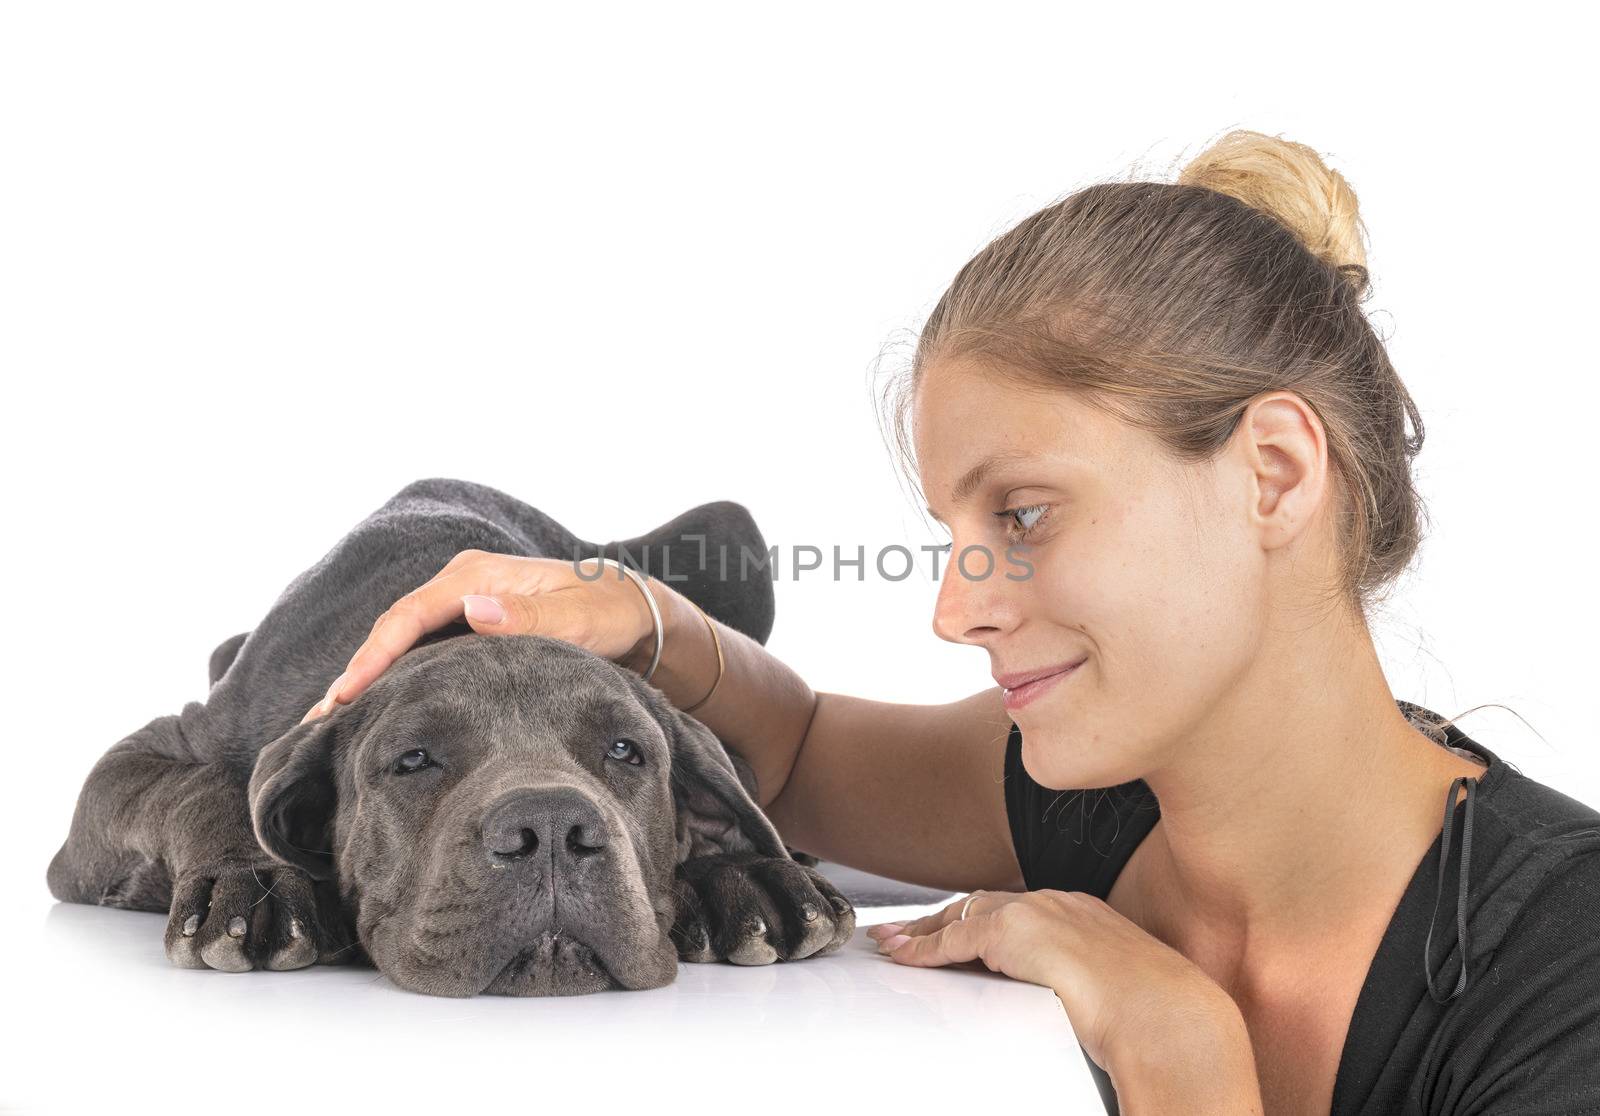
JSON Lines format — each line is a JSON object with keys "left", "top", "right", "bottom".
{"left": 606, "top": 738, "right": 642, "bottom": 765}
{"left": 996, "top": 503, "right": 1051, "bottom": 542}
{"left": 392, "top": 748, "right": 435, "bottom": 775}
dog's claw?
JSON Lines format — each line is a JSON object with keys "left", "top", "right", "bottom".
{"left": 727, "top": 929, "right": 780, "bottom": 966}
{"left": 182, "top": 914, "right": 200, "bottom": 937}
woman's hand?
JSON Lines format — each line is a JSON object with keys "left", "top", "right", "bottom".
{"left": 867, "top": 890, "right": 1261, "bottom": 1102}
{"left": 299, "top": 551, "right": 657, "bottom": 724}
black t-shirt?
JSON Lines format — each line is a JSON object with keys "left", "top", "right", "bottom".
{"left": 1002, "top": 699, "right": 1600, "bottom": 1114}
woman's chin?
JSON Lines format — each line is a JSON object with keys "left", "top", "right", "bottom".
{"left": 1019, "top": 718, "right": 1139, "bottom": 792}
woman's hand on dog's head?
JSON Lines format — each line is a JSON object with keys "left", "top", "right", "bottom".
{"left": 300, "top": 551, "right": 661, "bottom": 724}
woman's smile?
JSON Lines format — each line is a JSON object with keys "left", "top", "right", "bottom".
{"left": 999, "top": 656, "right": 1087, "bottom": 711}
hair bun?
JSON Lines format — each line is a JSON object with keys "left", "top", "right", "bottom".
{"left": 1177, "top": 129, "right": 1371, "bottom": 296}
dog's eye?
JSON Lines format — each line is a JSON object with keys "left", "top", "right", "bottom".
{"left": 392, "top": 748, "right": 435, "bottom": 775}
{"left": 606, "top": 738, "right": 642, "bottom": 765}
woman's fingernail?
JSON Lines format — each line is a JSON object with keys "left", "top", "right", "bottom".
{"left": 867, "top": 922, "right": 903, "bottom": 939}
{"left": 324, "top": 672, "right": 348, "bottom": 705}
{"left": 462, "top": 594, "right": 506, "bottom": 624}
{"left": 879, "top": 934, "right": 910, "bottom": 953}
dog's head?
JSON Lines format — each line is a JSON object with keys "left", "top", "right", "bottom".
{"left": 246, "top": 633, "right": 787, "bottom": 996}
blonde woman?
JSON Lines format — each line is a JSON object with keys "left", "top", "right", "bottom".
{"left": 303, "top": 131, "right": 1600, "bottom": 1114}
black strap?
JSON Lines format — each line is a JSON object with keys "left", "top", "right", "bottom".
{"left": 1423, "top": 773, "right": 1478, "bottom": 1003}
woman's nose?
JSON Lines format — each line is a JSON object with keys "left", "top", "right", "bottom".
{"left": 931, "top": 544, "right": 1008, "bottom": 644}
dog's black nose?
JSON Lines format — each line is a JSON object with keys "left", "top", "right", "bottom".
{"left": 480, "top": 787, "right": 609, "bottom": 863}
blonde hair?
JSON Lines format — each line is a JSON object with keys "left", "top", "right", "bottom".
{"left": 878, "top": 128, "right": 1429, "bottom": 620}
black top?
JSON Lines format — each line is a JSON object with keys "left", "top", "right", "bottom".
{"left": 1002, "top": 699, "right": 1600, "bottom": 1114}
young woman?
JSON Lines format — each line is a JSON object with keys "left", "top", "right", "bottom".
{"left": 301, "top": 131, "right": 1600, "bottom": 1115}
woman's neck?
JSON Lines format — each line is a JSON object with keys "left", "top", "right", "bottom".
{"left": 1132, "top": 603, "right": 1487, "bottom": 970}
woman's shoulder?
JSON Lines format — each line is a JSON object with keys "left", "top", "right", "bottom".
{"left": 1473, "top": 753, "right": 1600, "bottom": 956}
{"left": 1457, "top": 730, "right": 1600, "bottom": 965}
{"left": 1418, "top": 787, "right": 1600, "bottom": 1110}
{"left": 1424, "top": 705, "right": 1600, "bottom": 947}
{"left": 1002, "top": 720, "right": 1161, "bottom": 899}
{"left": 1394, "top": 715, "right": 1600, "bottom": 1109}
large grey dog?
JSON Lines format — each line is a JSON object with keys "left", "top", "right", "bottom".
{"left": 48, "top": 478, "right": 854, "bottom": 996}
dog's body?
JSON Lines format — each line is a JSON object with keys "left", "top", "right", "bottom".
{"left": 48, "top": 478, "right": 853, "bottom": 995}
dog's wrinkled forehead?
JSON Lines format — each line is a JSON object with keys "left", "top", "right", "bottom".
{"left": 358, "top": 633, "right": 658, "bottom": 752}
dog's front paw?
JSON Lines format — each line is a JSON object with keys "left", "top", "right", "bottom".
{"left": 164, "top": 861, "right": 326, "bottom": 973}
{"left": 672, "top": 853, "right": 855, "bottom": 966}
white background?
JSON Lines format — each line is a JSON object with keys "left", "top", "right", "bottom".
{"left": 2, "top": 3, "right": 1594, "bottom": 1113}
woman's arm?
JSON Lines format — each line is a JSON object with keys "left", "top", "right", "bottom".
{"left": 766, "top": 688, "right": 1025, "bottom": 895}
{"left": 626, "top": 582, "right": 1024, "bottom": 895}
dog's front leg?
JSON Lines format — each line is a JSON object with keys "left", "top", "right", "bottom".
{"left": 47, "top": 717, "right": 342, "bottom": 972}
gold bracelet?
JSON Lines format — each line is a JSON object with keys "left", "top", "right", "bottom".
{"left": 680, "top": 600, "right": 724, "bottom": 714}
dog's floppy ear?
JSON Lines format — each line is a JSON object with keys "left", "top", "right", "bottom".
{"left": 248, "top": 703, "right": 361, "bottom": 881}
{"left": 653, "top": 697, "right": 788, "bottom": 862}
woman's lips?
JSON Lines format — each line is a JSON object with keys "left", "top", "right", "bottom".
{"left": 1000, "top": 658, "right": 1086, "bottom": 711}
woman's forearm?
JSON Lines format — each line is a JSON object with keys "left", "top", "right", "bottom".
{"left": 1106, "top": 996, "right": 1264, "bottom": 1115}
{"left": 619, "top": 578, "right": 817, "bottom": 809}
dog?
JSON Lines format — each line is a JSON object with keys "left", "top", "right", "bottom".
{"left": 47, "top": 478, "right": 855, "bottom": 996}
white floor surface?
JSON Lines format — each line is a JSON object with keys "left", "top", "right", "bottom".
{"left": 4, "top": 869, "right": 1108, "bottom": 1114}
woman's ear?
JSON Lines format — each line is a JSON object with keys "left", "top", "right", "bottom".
{"left": 248, "top": 704, "right": 360, "bottom": 880}
{"left": 652, "top": 697, "right": 789, "bottom": 863}
{"left": 1240, "top": 391, "right": 1328, "bottom": 551}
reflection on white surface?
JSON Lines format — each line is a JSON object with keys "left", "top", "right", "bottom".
{"left": 10, "top": 896, "right": 1108, "bottom": 1114}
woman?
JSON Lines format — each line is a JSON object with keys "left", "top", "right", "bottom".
{"left": 300, "top": 131, "right": 1600, "bottom": 1114}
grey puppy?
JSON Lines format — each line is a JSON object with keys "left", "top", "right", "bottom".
{"left": 48, "top": 478, "right": 855, "bottom": 996}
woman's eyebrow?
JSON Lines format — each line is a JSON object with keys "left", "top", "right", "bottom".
{"left": 925, "top": 450, "right": 1036, "bottom": 522}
